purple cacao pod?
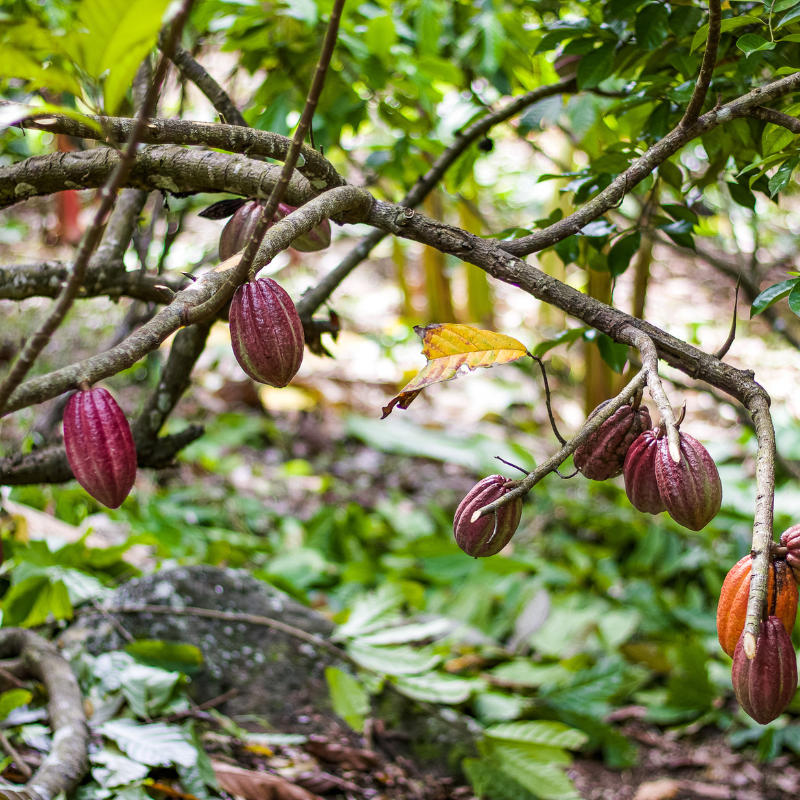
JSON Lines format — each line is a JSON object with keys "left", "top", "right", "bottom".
{"left": 654, "top": 432, "right": 722, "bottom": 531}
{"left": 780, "top": 525, "right": 800, "bottom": 584}
{"left": 274, "top": 203, "right": 332, "bottom": 252}
{"left": 229, "top": 278, "right": 304, "bottom": 388}
{"left": 63, "top": 387, "right": 137, "bottom": 508}
{"left": 453, "top": 475, "right": 522, "bottom": 558}
{"left": 574, "top": 401, "right": 652, "bottom": 481}
{"left": 219, "top": 199, "right": 262, "bottom": 261}
{"left": 623, "top": 429, "right": 666, "bottom": 514}
{"left": 732, "top": 616, "right": 798, "bottom": 724}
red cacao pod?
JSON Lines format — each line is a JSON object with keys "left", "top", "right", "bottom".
{"left": 622, "top": 429, "right": 666, "bottom": 514}
{"left": 574, "top": 400, "right": 652, "bottom": 481}
{"left": 63, "top": 387, "right": 137, "bottom": 509}
{"left": 654, "top": 432, "right": 722, "bottom": 531}
{"left": 453, "top": 475, "right": 522, "bottom": 558}
{"left": 219, "top": 199, "right": 262, "bottom": 261}
{"left": 780, "top": 525, "right": 800, "bottom": 583}
{"left": 732, "top": 616, "right": 798, "bottom": 724}
{"left": 229, "top": 278, "right": 304, "bottom": 388}
{"left": 219, "top": 200, "right": 331, "bottom": 260}
{"left": 273, "top": 203, "right": 331, "bottom": 252}
{"left": 717, "top": 555, "right": 797, "bottom": 658}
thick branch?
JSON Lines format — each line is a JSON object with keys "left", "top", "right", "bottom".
{"left": 0, "top": 145, "right": 315, "bottom": 211}
{"left": 0, "top": 629, "right": 88, "bottom": 800}
{"left": 2, "top": 105, "right": 343, "bottom": 191}
{"left": 681, "top": 0, "right": 722, "bottom": 127}
{"left": 159, "top": 33, "right": 248, "bottom": 128}
{"left": 2, "top": 186, "right": 371, "bottom": 415}
{"left": 0, "top": 261, "right": 186, "bottom": 303}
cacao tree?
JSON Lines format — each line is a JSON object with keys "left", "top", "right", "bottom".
{"left": 2, "top": 0, "right": 800, "bottom": 791}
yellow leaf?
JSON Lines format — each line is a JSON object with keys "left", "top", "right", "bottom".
{"left": 382, "top": 324, "right": 529, "bottom": 417}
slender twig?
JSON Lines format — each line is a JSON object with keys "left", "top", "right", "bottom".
{"left": 0, "top": 729, "right": 32, "bottom": 780}
{"left": 714, "top": 280, "right": 740, "bottom": 359}
{"left": 530, "top": 354, "right": 566, "bottom": 445}
{"left": 296, "top": 77, "right": 577, "bottom": 320}
{"left": 187, "top": 0, "right": 347, "bottom": 321}
{"left": 90, "top": 597, "right": 135, "bottom": 644}
{"left": 0, "top": 0, "right": 196, "bottom": 416}
{"left": 494, "top": 456, "right": 529, "bottom": 475}
{"left": 744, "top": 105, "right": 800, "bottom": 133}
{"left": 157, "top": 688, "right": 239, "bottom": 723}
{"left": 159, "top": 33, "right": 248, "bottom": 128}
{"left": 628, "top": 329, "right": 681, "bottom": 462}
{"left": 472, "top": 369, "right": 648, "bottom": 521}
{"left": 681, "top": 0, "right": 722, "bottom": 127}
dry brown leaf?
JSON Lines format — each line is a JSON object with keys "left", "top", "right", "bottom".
{"left": 382, "top": 324, "right": 528, "bottom": 417}
{"left": 303, "top": 737, "right": 380, "bottom": 771}
{"left": 212, "top": 761, "right": 320, "bottom": 800}
{"left": 632, "top": 779, "right": 681, "bottom": 800}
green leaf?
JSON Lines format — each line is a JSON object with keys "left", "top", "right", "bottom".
{"left": 607, "top": 232, "right": 641, "bottom": 278}
{"left": 554, "top": 235, "right": 580, "bottom": 266}
{"left": 416, "top": 0, "right": 442, "bottom": 55}
{"left": 486, "top": 721, "right": 589, "bottom": 750}
{"left": 99, "top": 720, "right": 198, "bottom": 768}
{"left": 393, "top": 672, "right": 484, "bottom": 703}
{"left": 333, "top": 587, "right": 404, "bottom": 640}
{"left": 91, "top": 749, "right": 151, "bottom": 789}
{"left": 325, "top": 667, "right": 370, "bottom": 731}
{"left": 788, "top": 282, "right": 800, "bottom": 315}
{"left": 492, "top": 744, "right": 581, "bottom": 800}
{"left": 346, "top": 641, "right": 442, "bottom": 675}
{"left": 691, "top": 15, "right": 761, "bottom": 51}
{"left": 357, "top": 618, "right": 453, "bottom": 645}
{"left": 778, "top": 5, "right": 800, "bottom": 27}
{"left": 533, "top": 327, "right": 588, "bottom": 358}
{"left": 737, "top": 33, "right": 776, "bottom": 56}
{"left": 0, "top": 690, "right": 33, "bottom": 722}
{"left": 768, "top": 154, "right": 800, "bottom": 196}
{"left": 658, "top": 160, "right": 684, "bottom": 189}
{"left": 636, "top": 3, "right": 670, "bottom": 50}
{"left": 750, "top": 277, "right": 800, "bottom": 316}
{"left": 775, "top": 0, "right": 800, "bottom": 13}
{"left": 576, "top": 42, "right": 616, "bottom": 90}
{"left": 119, "top": 663, "right": 181, "bottom": 719}
{"left": 596, "top": 334, "right": 629, "bottom": 373}
{"left": 125, "top": 640, "right": 204, "bottom": 674}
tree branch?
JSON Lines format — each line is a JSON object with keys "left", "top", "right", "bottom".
{"left": 0, "top": 0, "right": 196, "bottom": 416}
{"left": 158, "top": 32, "right": 248, "bottom": 128}
{"left": 743, "top": 105, "right": 800, "bottom": 133}
{"left": 2, "top": 104, "right": 343, "bottom": 191}
{"left": 0, "top": 629, "right": 88, "bottom": 800}
{"left": 0, "top": 261, "right": 187, "bottom": 303}
{"left": 296, "top": 76, "right": 578, "bottom": 321}
{"left": 1, "top": 186, "right": 371, "bottom": 416}
{"left": 681, "top": 0, "right": 722, "bottom": 128}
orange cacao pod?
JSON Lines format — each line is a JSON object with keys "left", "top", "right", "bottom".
{"left": 622, "top": 429, "right": 666, "bottom": 514}
{"left": 732, "top": 616, "right": 797, "bottom": 724}
{"left": 574, "top": 400, "right": 652, "bottom": 481}
{"left": 453, "top": 476, "right": 522, "bottom": 558}
{"left": 63, "top": 387, "right": 137, "bottom": 508}
{"left": 780, "top": 525, "right": 800, "bottom": 583}
{"left": 717, "top": 555, "right": 797, "bottom": 658}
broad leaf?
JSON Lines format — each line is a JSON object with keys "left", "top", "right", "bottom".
{"left": 750, "top": 278, "right": 800, "bottom": 316}
{"left": 382, "top": 324, "right": 528, "bottom": 417}
{"left": 99, "top": 720, "right": 198, "bottom": 768}
{"left": 486, "top": 721, "right": 589, "bottom": 750}
{"left": 393, "top": 672, "right": 485, "bottom": 703}
{"left": 346, "top": 641, "right": 442, "bottom": 675}
{"left": 325, "top": 667, "right": 370, "bottom": 731}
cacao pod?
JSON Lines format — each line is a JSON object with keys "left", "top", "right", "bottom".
{"left": 717, "top": 555, "right": 797, "bottom": 658}
{"left": 622, "top": 429, "right": 666, "bottom": 514}
{"left": 219, "top": 200, "right": 331, "bottom": 260}
{"left": 654, "top": 432, "right": 722, "bottom": 531}
{"left": 229, "top": 278, "right": 304, "bottom": 388}
{"left": 574, "top": 400, "right": 652, "bottom": 481}
{"left": 732, "top": 616, "right": 798, "bottom": 724}
{"left": 453, "top": 475, "right": 522, "bottom": 558}
{"left": 219, "top": 199, "right": 261, "bottom": 261}
{"left": 63, "top": 387, "right": 137, "bottom": 508}
{"left": 273, "top": 203, "right": 332, "bottom": 252}
{"left": 780, "top": 525, "right": 800, "bottom": 583}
